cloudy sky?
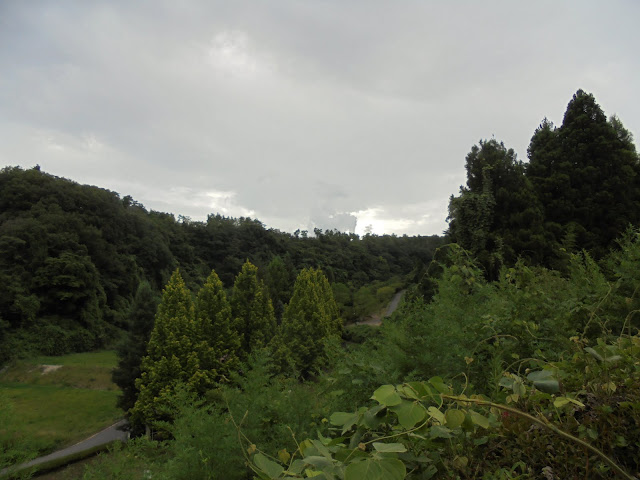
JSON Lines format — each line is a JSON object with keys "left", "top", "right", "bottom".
{"left": 1, "top": 1, "right": 638, "bottom": 236}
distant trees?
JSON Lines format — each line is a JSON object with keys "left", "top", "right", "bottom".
{"left": 0, "top": 165, "right": 442, "bottom": 360}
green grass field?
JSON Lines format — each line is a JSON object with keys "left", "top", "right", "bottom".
{"left": 0, "top": 350, "right": 121, "bottom": 456}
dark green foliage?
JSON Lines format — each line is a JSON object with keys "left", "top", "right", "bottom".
{"left": 265, "top": 255, "right": 295, "bottom": 321}
{"left": 231, "top": 260, "right": 277, "bottom": 356}
{"left": 112, "top": 281, "right": 159, "bottom": 413}
{"left": 194, "top": 269, "right": 241, "bottom": 383}
{"left": 527, "top": 90, "right": 640, "bottom": 257}
{"left": 130, "top": 270, "right": 204, "bottom": 432}
{"left": 0, "top": 166, "right": 442, "bottom": 359}
{"left": 272, "top": 268, "right": 341, "bottom": 376}
{"left": 448, "top": 139, "right": 550, "bottom": 279}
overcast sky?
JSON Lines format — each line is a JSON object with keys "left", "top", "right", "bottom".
{"left": 1, "top": 1, "right": 638, "bottom": 236}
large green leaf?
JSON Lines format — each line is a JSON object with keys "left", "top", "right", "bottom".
{"left": 373, "top": 442, "right": 407, "bottom": 453}
{"left": 427, "top": 406, "right": 445, "bottom": 424}
{"left": 344, "top": 457, "right": 406, "bottom": 480}
{"left": 444, "top": 409, "right": 465, "bottom": 429}
{"left": 372, "top": 385, "right": 402, "bottom": 407}
{"left": 469, "top": 410, "right": 489, "bottom": 429}
{"left": 253, "top": 453, "right": 284, "bottom": 479}
{"left": 330, "top": 411, "right": 360, "bottom": 433}
{"left": 390, "top": 400, "right": 426, "bottom": 429}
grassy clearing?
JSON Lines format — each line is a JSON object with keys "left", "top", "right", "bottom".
{"left": 0, "top": 350, "right": 121, "bottom": 456}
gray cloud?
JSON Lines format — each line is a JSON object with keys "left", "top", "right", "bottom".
{"left": 1, "top": 1, "right": 639, "bottom": 235}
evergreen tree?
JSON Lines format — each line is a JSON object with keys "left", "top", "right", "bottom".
{"left": 527, "top": 90, "right": 640, "bottom": 256}
{"left": 130, "top": 270, "right": 205, "bottom": 432}
{"left": 230, "top": 260, "right": 277, "bottom": 356}
{"left": 273, "top": 268, "right": 341, "bottom": 376}
{"left": 194, "top": 269, "right": 241, "bottom": 383}
{"left": 448, "top": 139, "right": 549, "bottom": 278}
{"left": 112, "top": 281, "right": 159, "bottom": 413}
{"left": 265, "top": 255, "right": 294, "bottom": 321}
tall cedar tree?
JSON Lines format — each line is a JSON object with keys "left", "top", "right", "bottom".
{"left": 273, "top": 268, "right": 341, "bottom": 376}
{"left": 448, "top": 139, "right": 549, "bottom": 278}
{"left": 130, "top": 270, "right": 209, "bottom": 431}
{"left": 230, "top": 260, "right": 276, "bottom": 356}
{"left": 527, "top": 90, "right": 640, "bottom": 257}
{"left": 194, "top": 269, "right": 241, "bottom": 383}
{"left": 112, "top": 281, "right": 158, "bottom": 413}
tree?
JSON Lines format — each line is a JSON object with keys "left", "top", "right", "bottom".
{"left": 230, "top": 260, "right": 276, "bottom": 356}
{"left": 273, "top": 268, "right": 341, "bottom": 376}
{"left": 527, "top": 90, "right": 640, "bottom": 256}
{"left": 130, "top": 270, "right": 206, "bottom": 432}
{"left": 265, "top": 255, "right": 294, "bottom": 321}
{"left": 448, "top": 139, "right": 549, "bottom": 278}
{"left": 194, "top": 269, "right": 241, "bottom": 383}
{"left": 112, "top": 281, "right": 159, "bottom": 413}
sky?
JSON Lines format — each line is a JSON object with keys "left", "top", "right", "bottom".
{"left": 1, "top": 1, "right": 639, "bottom": 236}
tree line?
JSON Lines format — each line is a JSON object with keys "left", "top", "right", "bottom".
{"left": 0, "top": 167, "right": 443, "bottom": 361}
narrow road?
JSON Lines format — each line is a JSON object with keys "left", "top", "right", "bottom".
{"left": 384, "top": 289, "right": 405, "bottom": 317}
{"left": 2, "top": 420, "right": 128, "bottom": 477}
{"left": 355, "top": 289, "right": 405, "bottom": 326}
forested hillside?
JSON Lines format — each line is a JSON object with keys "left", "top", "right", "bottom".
{"left": 0, "top": 167, "right": 442, "bottom": 361}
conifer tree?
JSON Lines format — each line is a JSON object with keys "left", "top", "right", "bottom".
{"left": 194, "top": 268, "right": 240, "bottom": 383}
{"left": 112, "top": 281, "right": 159, "bottom": 413}
{"left": 231, "top": 260, "right": 276, "bottom": 356}
{"left": 527, "top": 90, "right": 640, "bottom": 256}
{"left": 130, "top": 269, "right": 205, "bottom": 432}
{"left": 273, "top": 268, "right": 341, "bottom": 376}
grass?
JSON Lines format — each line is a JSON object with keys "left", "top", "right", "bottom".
{"left": 0, "top": 350, "right": 122, "bottom": 456}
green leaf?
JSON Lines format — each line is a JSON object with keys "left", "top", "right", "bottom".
{"left": 390, "top": 400, "right": 426, "bottom": 429}
{"left": 444, "top": 409, "right": 465, "bottom": 429}
{"left": 372, "top": 385, "right": 402, "bottom": 407}
{"left": 429, "top": 425, "right": 453, "bottom": 439}
{"left": 253, "top": 453, "right": 284, "bottom": 479}
{"left": 372, "top": 442, "right": 407, "bottom": 453}
{"left": 452, "top": 456, "right": 468, "bottom": 470}
{"left": 330, "top": 411, "right": 359, "bottom": 433}
{"left": 532, "top": 379, "right": 560, "bottom": 394}
{"left": 526, "top": 370, "right": 554, "bottom": 382}
{"left": 553, "top": 396, "right": 585, "bottom": 408}
{"left": 427, "top": 406, "right": 445, "bottom": 424}
{"left": 287, "top": 459, "right": 305, "bottom": 475}
{"left": 469, "top": 410, "right": 490, "bottom": 429}
{"left": 344, "top": 457, "right": 406, "bottom": 480}
{"left": 428, "top": 376, "right": 450, "bottom": 394}
{"left": 585, "top": 347, "right": 603, "bottom": 362}
{"left": 405, "top": 381, "right": 433, "bottom": 399}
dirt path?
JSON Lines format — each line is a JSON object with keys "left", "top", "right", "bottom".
{"left": 355, "top": 289, "right": 405, "bottom": 327}
{"left": 1, "top": 420, "right": 128, "bottom": 477}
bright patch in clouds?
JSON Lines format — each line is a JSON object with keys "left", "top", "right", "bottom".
{"left": 207, "top": 30, "right": 271, "bottom": 78}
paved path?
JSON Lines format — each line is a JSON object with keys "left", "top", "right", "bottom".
{"left": 355, "top": 289, "right": 405, "bottom": 326}
{"left": 2, "top": 420, "right": 128, "bottom": 477}
{"left": 384, "top": 290, "right": 405, "bottom": 317}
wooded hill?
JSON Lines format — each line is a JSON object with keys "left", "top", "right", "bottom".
{"left": 0, "top": 167, "right": 443, "bottom": 361}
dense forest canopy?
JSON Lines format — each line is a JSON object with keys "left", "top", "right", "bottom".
{"left": 0, "top": 166, "right": 442, "bottom": 360}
